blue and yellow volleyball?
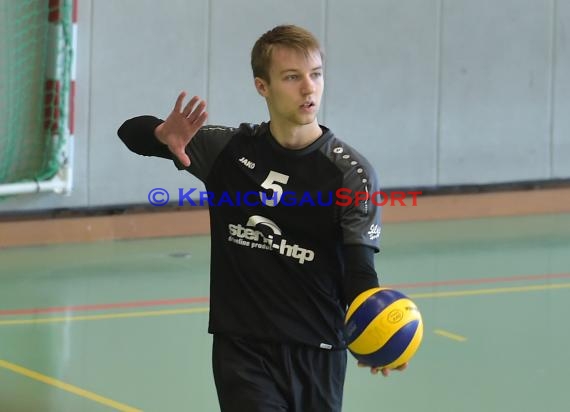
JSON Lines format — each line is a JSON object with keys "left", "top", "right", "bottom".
{"left": 345, "top": 287, "right": 423, "bottom": 369}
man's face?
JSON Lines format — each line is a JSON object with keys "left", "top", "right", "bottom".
{"left": 256, "top": 46, "right": 324, "bottom": 127}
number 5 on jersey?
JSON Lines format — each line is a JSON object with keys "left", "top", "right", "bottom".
{"left": 259, "top": 171, "right": 289, "bottom": 207}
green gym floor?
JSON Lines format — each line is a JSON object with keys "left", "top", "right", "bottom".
{"left": 1, "top": 213, "right": 569, "bottom": 412}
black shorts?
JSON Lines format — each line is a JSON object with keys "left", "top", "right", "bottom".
{"left": 212, "top": 335, "right": 347, "bottom": 412}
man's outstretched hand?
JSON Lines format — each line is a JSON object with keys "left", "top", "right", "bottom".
{"left": 154, "top": 92, "right": 208, "bottom": 167}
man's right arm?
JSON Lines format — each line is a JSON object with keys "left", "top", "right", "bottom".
{"left": 117, "top": 115, "right": 236, "bottom": 182}
{"left": 117, "top": 93, "right": 237, "bottom": 182}
{"left": 117, "top": 115, "right": 173, "bottom": 159}
{"left": 118, "top": 92, "right": 208, "bottom": 166}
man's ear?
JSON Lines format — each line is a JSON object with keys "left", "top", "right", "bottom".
{"left": 254, "top": 77, "right": 268, "bottom": 97}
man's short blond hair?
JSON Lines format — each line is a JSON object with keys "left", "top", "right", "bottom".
{"left": 251, "top": 25, "right": 323, "bottom": 83}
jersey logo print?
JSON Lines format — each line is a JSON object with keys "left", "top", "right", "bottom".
{"left": 368, "top": 224, "right": 381, "bottom": 240}
{"left": 227, "top": 215, "right": 315, "bottom": 264}
{"left": 238, "top": 156, "right": 256, "bottom": 169}
{"left": 246, "top": 215, "right": 282, "bottom": 235}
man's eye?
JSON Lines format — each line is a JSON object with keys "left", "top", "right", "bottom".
{"left": 286, "top": 75, "right": 298, "bottom": 80}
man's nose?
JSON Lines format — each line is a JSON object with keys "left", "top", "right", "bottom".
{"left": 301, "top": 75, "right": 316, "bottom": 94}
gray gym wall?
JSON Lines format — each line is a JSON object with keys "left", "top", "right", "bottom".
{"left": 0, "top": 0, "right": 568, "bottom": 213}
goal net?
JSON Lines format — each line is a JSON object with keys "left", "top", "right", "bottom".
{"left": 0, "top": 0, "right": 74, "bottom": 190}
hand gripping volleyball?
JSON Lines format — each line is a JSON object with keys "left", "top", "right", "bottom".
{"left": 345, "top": 288, "right": 423, "bottom": 369}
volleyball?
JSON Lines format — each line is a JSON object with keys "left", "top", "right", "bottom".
{"left": 345, "top": 287, "right": 423, "bottom": 369}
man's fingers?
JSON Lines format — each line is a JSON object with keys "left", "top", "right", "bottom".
{"left": 380, "top": 363, "right": 407, "bottom": 377}
{"left": 358, "top": 362, "right": 382, "bottom": 374}
{"left": 357, "top": 361, "right": 407, "bottom": 377}
{"left": 187, "top": 99, "right": 207, "bottom": 122}
{"left": 395, "top": 363, "right": 408, "bottom": 371}
{"left": 182, "top": 96, "right": 201, "bottom": 117}
{"left": 180, "top": 153, "right": 191, "bottom": 167}
{"left": 170, "top": 144, "right": 191, "bottom": 167}
{"left": 194, "top": 111, "right": 208, "bottom": 128}
{"left": 174, "top": 91, "right": 187, "bottom": 112}
{"left": 175, "top": 150, "right": 191, "bottom": 167}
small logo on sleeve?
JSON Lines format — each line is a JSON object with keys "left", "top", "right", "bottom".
{"left": 368, "top": 224, "right": 381, "bottom": 240}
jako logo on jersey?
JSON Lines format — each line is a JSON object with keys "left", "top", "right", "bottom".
{"left": 238, "top": 157, "right": 256, "bottom": 169}
{"left": 368, "top": 224, "right": 381, "bottom": 240}
{"left": 227, "top": 215, "right": 315, "bottom": 264}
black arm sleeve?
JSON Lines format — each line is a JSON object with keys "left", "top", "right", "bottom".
{"left": 342, "top": 244, "right": 380, "bottom": 306}
{"left": 117, "top": 115, "right": 173, "bottom": 160}
{"left": 118, "top": 116, "right": 237, "bottom": 181}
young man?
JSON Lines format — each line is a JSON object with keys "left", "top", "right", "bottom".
{"left": 118, "top": 24, "right": 405, "bottom": 412}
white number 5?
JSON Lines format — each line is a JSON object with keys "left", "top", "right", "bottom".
{"left": 259, "top": 171, "right": 289, "bottom": 207}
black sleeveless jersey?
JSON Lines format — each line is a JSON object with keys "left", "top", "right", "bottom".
{"left": 119, "top": 118, "right": 381, "bottom": 350}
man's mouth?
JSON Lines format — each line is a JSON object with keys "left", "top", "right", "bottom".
{"left": 300, "top": 102, "right": 315, "bottom": 109}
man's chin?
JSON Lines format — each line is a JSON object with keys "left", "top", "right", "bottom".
{"left": 295, "top": 114, "right": 318, "bottom": 126}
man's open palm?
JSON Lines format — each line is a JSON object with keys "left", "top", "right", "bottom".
{"left": 155, "top": 92, "right": 208, "bottom": 167}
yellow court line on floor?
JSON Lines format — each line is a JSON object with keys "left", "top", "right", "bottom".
{"left": 0, "top": 360, "right": 142, "bottom": 412}
{"left": 434, "top": 329, "right": 467, "bottom": 342}
{"left": 409, "top": 282, "right": 570, "bottom": 299}
{"left": 0, "top": 307, "right": 209, "bottom": 326}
